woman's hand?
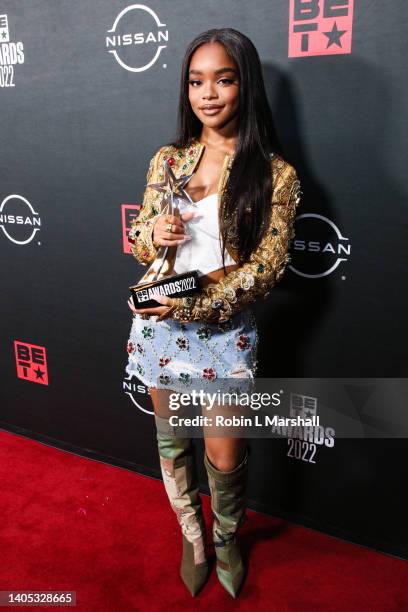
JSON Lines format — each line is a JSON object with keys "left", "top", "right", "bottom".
{"left": 127, "top": 210, "right": 197, "bottom": 320}
{"left": 127, "top": 294, "right": 175, "bottom": 321}
{"left": 152, "top": 211, "right": 196, "bottom": 247}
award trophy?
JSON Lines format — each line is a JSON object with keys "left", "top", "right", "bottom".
{"left": 129, "top": 159, "right": 202, "bottom": 308}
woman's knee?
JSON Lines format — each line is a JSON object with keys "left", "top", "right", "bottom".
{"left": 205, "top": 445, "right": 246, "bottom": 472}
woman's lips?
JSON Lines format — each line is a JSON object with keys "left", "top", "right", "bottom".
{"left": 200, "top": 106, "right": 223, "bottom": 115}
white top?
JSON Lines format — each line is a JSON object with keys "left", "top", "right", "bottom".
{"left": 174, "top": 193, "right": 237, "bottom": 277}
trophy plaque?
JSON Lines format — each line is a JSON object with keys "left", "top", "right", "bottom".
{"left": 129, "top": 159, "right": 202, "bottom": 308}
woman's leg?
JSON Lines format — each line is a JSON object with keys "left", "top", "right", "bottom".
{"left": 149, "top": 387, "right": 209, "bottom": 597}
{"left": 204, "top": 436, "right": 246, "bottom": 472}
{"left": 202, "top": 400, "right": 249, "bottom": 599}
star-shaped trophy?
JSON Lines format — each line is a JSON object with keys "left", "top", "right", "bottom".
{"left": 129, "top": 159, "right": 202, "bottom": 308}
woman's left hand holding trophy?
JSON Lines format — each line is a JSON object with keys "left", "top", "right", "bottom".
{"left": 127, "top": 158, "right": 199, "bottom": 320}
{"left": 127, "top": 210, "right": 195, "bottom": 318}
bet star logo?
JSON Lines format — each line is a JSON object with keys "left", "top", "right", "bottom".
{"left": 288, "top": 0, "right": 354, "bottom": 58}
{"left": 14, "top": 340, "right": 49, "bottom": 385}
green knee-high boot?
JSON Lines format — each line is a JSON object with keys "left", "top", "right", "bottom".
{"left": 204, "top": 447, "right": 249, "bottom": 598}
{"left": 155, "top": 415, "right": 209, "bottom": 597}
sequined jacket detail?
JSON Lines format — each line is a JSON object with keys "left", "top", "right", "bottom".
{"left": 128, "top": 138, "right": 302, "bottom": 323}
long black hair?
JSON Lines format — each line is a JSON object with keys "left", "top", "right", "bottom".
{"left": 168, "top": 27, "right": 282, "bottom": 266}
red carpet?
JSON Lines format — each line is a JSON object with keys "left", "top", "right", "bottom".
{"left": 0, "top": 429, "right": 407, "bottom": 611}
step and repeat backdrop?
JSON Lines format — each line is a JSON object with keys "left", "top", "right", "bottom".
{"left": 1, "top": 2, "right": 407, "bottom": 560}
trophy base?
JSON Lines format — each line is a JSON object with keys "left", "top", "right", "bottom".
{"left": 129, "top": 271, "right": 202, "bottom": 309}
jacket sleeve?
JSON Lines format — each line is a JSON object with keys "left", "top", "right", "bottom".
{"left": 169, "top": 162, "right": 302, "bottom": 323}
{"left": 128, "top": 147, "right": 164, "bottom": 266}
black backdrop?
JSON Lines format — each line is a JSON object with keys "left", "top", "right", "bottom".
{"left": 1, "top": 1, "right": 407, "bottom": 560}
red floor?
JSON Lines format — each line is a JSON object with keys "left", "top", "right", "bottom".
{"left": 0, "top": 429, "right": 407, "bottom": 611}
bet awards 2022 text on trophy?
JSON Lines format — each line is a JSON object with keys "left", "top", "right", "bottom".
{"left": 129, "top": 159, "right": 202, "bottom": 308}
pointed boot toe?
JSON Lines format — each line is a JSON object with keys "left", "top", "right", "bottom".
{"left": 180, "top": 534, "right": 210, "bottom": 596}
{"left": 215, "top": 537, "right": 246, "bottom": 598}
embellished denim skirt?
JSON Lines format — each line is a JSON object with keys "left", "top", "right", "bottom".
{"left": 125, "top": 307, "right": 258, "bottom": 394}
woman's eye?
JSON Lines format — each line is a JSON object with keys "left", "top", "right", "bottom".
{"left": 188, "top": 78, "right": 235, "bottom": 87}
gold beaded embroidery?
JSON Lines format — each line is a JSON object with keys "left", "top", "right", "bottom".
{"left": 129, "top": 138, "right": 302, "bottom": 323}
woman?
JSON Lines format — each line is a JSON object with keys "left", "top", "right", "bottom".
{"left": 126, "top": 28, "right": 302, "bottom": 598}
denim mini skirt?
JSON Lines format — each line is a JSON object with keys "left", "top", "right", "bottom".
{"left": 125, "top": 307, "right": 258, "bottom": 395}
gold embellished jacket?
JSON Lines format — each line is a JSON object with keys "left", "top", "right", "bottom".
{"left": 128, "top": 137, "right": 302, "bottom": 323}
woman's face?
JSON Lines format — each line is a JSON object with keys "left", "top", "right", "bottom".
{"left": 188, "top": 41, "right": 239, "bottom": 129}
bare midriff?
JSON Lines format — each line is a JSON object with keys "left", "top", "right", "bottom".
{"left": 199, "top": 263, "right": 240, "bottom": 289}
